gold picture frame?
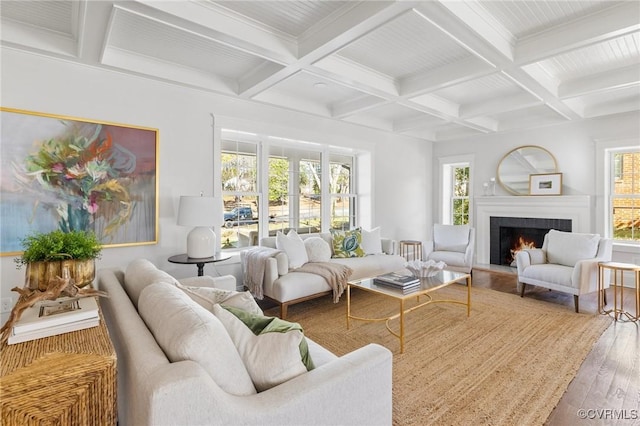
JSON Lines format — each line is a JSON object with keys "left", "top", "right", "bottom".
{"left": 0, "top": 107, "right": 159, "bottom": 255}
{"left": 529, "top": 172, "right": 563, "bottom": 196}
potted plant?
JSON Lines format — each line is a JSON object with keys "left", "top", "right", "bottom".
{"left": 14, "top": 230, "right": 102, "bottom": 290}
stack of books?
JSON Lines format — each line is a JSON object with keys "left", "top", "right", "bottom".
{"left": 373, "top": 272, "right": 421, "bottom": 292}
{"left": 8, "top": 296, "right": 100, "bottom": 345}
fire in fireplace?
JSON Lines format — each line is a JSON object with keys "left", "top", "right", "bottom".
{"left": 490, "top": 217, "right": 572, "bottom": 267}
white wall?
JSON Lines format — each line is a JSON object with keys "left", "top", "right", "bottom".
{"left": 432, "top": 111, "right": 640, "bottom": 266}
{"left": 0, "top": 48, "right": 431, "bottom": 307}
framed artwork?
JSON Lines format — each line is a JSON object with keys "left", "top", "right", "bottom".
{"left": 1, "top": 107, "right": 159, "bottom": 254}
{"left": 529, "top": 172, "right": 562, "bottom": 196}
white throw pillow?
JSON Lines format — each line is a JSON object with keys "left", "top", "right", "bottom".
{"left": 433, "top": 224, "right": 470, "bottom": 253}
{"left": 276, "top": 230, "right": 309, "bottom": 269}
{"left": 176, "top": 283, "right": 263, "bottom": 315}
{"left": 304, "top": 237, "right": 331, "bottom": 262}
{"left": 124, "top": 259, "right": 179, "bottom": 307}
{"left": 138, "top": 283, "right": 257, "bottom": 396}
{"left": 361, "top": 227, "right": 383, "bottom": 255}
{"left": 546, "top": 229, "right": 600, "bottom": 267}
{"left": 213, "top": 304, "right": 311, "bottom": 392}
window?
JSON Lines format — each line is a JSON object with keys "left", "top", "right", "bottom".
{"left": 609, "top": 149, "right": 639, "bottom": 243}
{"left": 220, "top": 140, "right": 260, "bottom": 249}
{"left": 220, "top": 130, "right": 358, "bottom": 248}
{"left": 440, "top": 158, "right": 471, "bottom": 225}
{"left": 452, "top": 165, "right": 470, "bottom": 225}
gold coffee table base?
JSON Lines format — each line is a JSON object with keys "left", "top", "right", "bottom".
{"left": 347, "top": 271, "right": 471, "bottom": 353}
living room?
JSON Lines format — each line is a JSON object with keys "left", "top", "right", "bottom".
{"left": 1, "top": 1, "right": 639, "bottom": 425}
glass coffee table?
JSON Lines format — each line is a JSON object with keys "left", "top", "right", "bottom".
{"left": 346, "top": 270, "right": 471, "bottom": 353}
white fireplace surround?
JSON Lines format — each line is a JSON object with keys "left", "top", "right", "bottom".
{"left": 475, "top": 195, "right": 592, "bottom": 265}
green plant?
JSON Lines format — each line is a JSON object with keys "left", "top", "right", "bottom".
{"left": 14, "top": 230, "right": 102, "bottom": 268}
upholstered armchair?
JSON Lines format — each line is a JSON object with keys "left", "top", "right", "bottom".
{"left": 424, "top": 224, "right": 475, "bottom": 274}
{"left": 516, "top": 229, "right": 612, "bottom": 313}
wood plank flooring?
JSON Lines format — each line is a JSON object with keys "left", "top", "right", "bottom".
{"left": 472, "top": 269, "right": 640, "bottom": 426}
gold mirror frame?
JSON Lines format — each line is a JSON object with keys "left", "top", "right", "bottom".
{"left": 497, "top": 145, "right": 558, "bottom": 195}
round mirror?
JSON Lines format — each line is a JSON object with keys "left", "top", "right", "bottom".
{"left": 497, "top": 145, "right": 557, "bottom": 195}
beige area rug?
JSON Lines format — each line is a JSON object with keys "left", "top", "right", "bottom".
{"left": 267, "top": 285, "right": 613, "bottom": 426}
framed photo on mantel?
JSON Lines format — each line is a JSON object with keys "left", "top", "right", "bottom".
{"left": 529, "top": 172, "right": 562, "bottom": 196}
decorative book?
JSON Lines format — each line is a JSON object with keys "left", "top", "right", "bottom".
{"left": 373, "top": 272, "right": 420, "bottom": 288}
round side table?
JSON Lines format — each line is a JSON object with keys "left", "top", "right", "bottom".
{"left": 399, "top": 240, "right": 423, "bottom": 262}
{"left": 598, "top": 261, "right": 640, "bottom": 322}
{"left": 168, "top": 253, "right": 231, "bottom": 276}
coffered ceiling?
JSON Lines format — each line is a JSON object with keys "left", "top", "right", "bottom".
{"left": 1, "top": 1, "right": 639, "bottom": 141}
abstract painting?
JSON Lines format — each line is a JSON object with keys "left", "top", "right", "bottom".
{"left": 1, "top": 108, "right": 159, "bottom": 254}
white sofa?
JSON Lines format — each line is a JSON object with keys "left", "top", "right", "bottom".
{"left": 98, "top": 259, "right": 393, "bottom": 426}
{"left": 251, "top": 232, "right": 406, "bottom": 318}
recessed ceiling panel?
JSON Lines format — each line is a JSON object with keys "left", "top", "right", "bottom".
{"left": 537, "top": 32, "right": 640, "bottom": 82}
{"left": 0, "top": 0, "right": 76, "bottom": 36}
{"left": 491, "top": 104, "right": 568, "bottom": 131}
{"left": 478, "top": 0, "right": 624, "bottom": 40}
{"left": 353, "top": 103, "right": 429, "bottom": 124}
{"left": 337, "top": 10, "right": 472, "bottom": 80}
{"left": 108, "top": 8, "right": 270, "bottom": 79}
{"left": 210, "top": 0, "right": 351, "bottom": 38}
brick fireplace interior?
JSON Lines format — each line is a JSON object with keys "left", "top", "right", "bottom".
{"left": 490, "top": 217, "right": 572, "bottom": 267}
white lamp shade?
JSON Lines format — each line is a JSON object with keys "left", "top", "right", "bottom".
{"left": 177, "top": 196, "right": 221, "bottom": 258}
{"left": 177, "top": 196, "right": 219, "bottom": 226}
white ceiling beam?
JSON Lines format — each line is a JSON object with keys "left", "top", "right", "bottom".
{"left": 465, "top": 116, "right": 499, "bottom": 132}
{"left": 407, "top": 94, "right": 459, "bottom": 118}
{"left": 0, "top": 18, "right": 78, "bottom": 57}
{"left": 129, "top": 1, "right": 296, "bottom": 64}
{"left": 583, "top": 94, "right": 640, "bottom": 118}
{"left": 559, "top": 64, "right": 640, "bottom": 99}
{"left": 393, "top": 114, "right": 444, "bottom": 133}
{"left": 331, "top": 95, "right": 386, "bottom": 119}
{"left": 399, "top": 56, "right": 496, "bottom": 96}
{"left": 102, "top": 46, "right": 237, "bottom": 95}
{"left": 238, "top": 62, "right": 289, "bottom": 96}
{"left": 461, "top": 92, "right": 542, "bottom": 118}
{"left": 515, "top": 2, "right": 640, "bottom": 65}
{"left": 298, "top": 1, "right": 418, "bottom": 59}
{"left": 311, "top": 56, "right": 398, "bottom": 97}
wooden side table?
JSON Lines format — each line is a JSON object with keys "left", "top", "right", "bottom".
{"left": 0, "top": 301, "right": 117, "bottom": 425}
{"left": 598, "top": 261, "right": 640, "bottom": 322}
{"left": 399, "top": 240, "right": 423, "bottom": 262}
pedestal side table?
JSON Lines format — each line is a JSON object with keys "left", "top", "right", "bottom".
{"left": 168, "top": 253, "right": 231, "bottom": 276}
{"left": 598, "top": 261, "right": 640, "bottom": 322}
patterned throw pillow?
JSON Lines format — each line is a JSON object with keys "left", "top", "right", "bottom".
{"left": 330, "top": 228, "right": 365, "bottom": 258}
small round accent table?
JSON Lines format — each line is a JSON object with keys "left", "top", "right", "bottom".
{"left": 399, "top": 240, "right": 423, "bottom": 262}
{"left": 598, "top": 261, "right": 640, "bottom": 322}
{"left": 168, "top": 253, "right": 231, "bottom": 277}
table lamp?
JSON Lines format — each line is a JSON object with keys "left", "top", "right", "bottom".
{"left": 177, "top": 195, "right": 219, "bottom": 258}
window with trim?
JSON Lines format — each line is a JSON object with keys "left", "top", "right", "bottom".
{"left": 220, "top": 131, "right": 358, "bottom": 248}
{"left": 442, "top": 161, "right": 470, "bottom": 225}
{"left": 609, "top": 149, "right": 639, "bottom": 243}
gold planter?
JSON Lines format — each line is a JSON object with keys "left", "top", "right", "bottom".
{"left": 25, "top": 259, "right": 96, "bottom": 291}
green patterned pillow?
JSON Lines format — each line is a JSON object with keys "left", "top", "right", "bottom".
{"left": 330, "top": 228, "right": 365, "bottom": 258}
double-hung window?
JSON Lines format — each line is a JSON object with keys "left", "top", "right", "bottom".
{"left": 609, "top": 148, "right": 639, "bottom": 243}
{"left": 440, "top": 156, "right": 472, "bottom": 225}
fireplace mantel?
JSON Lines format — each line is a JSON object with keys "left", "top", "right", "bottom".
{"left": 474, "top": 195, "right": 592, "bottom": 265}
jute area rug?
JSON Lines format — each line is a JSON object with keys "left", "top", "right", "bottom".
{"left": 267, "top": 285, "right": 612, "bottom": 426}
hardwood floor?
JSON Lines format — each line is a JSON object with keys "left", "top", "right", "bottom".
{"left": 472, "top": 269, "right": 640, "bottom": 426}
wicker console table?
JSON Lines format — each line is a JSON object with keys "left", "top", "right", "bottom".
{"left": 0, "top": 304, "right": 117, "bottom": 425}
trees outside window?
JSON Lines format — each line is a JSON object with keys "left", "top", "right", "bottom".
{"left": 452, "top": 165, "right": 470, "bottom": 225}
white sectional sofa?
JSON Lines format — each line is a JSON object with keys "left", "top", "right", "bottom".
{"left": 98, "top": 259, "right": 393, "bottom": 426}
{"left": 253, "top": 231, "right": 406, "bottom": 318}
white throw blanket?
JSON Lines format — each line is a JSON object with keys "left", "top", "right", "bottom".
{"left": 243, "top": 246, "right": 282, "bottom": 299}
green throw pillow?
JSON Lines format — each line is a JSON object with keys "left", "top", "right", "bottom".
{"left": 222, "top": 305, "right": 314, "bottom": 371}
{"left": 330, "top": 228, "right": 365, "bottom": 258}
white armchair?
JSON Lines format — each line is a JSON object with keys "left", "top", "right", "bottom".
{"left": 516, "top": 229, "right": 612, "bottom": 313}
{"left": 424, "top": 224, "right": 475, "bottom": 274}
